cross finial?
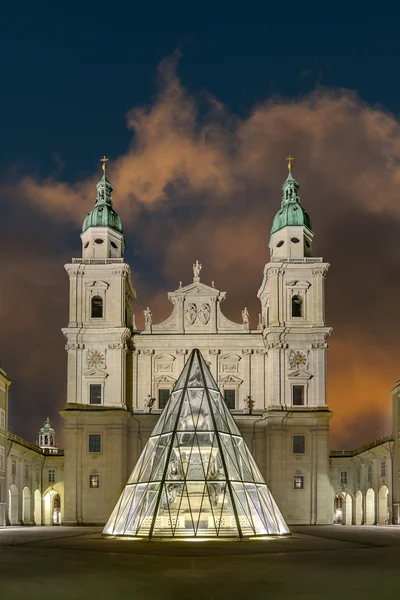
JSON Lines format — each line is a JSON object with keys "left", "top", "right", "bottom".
{"left": 100, "top": 155, "right": 109, "bottom": 172}
{"left": 286, "top": 155, "right": 294, "bottom": 171}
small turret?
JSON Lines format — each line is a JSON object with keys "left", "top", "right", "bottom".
{"left": 38, "top": 417, "right": 58, "bottom": 454}
{"left": 81, "top": 157, "right": 125, "bottom": 260}
{"left": 269, "top": 157, "right": 313, "bottom": 259}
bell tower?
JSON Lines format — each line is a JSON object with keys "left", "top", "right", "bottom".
{"left": 258, "top": 158, "right": 333, "bottom": 524}
{"left": 61, "top": 158, "right": 136, "bottom": 525}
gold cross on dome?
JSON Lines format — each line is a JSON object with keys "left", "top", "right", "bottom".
{"left": 286, "top": 155, "right": 294, "bottom": 171}
{"left": 100, "top": 155, "right": 109, "bottom": 172}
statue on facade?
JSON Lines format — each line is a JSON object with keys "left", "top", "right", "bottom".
{"left": 143, "top": 307, "right": 152, "bottom": 325}
{"left": 193, "top": 260, "right": 202, "bottom": 279}
{"left": 242, "top": 307, "right": 249, "bottom": 325}
{"left": 243, "top": 395, "right": 254, "bottom": 414}
{"left": 144, "top": 394, "right": 155, "bottom": 412}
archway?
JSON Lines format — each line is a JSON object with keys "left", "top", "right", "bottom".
{"left": 8, "top": 484, "right": 19, "bottom": 525}
{"left": 365, "top": 488, "right": 375, "bottom": 525}
{"left": 355, "top": 491, "right": 363, "bottom": 525}
{"left": 334, "top": 494, "right": 344, "bottom": 524}
{"left": 378, "top": 486, "right": 389, "bottom": 525}
{"left": 43, "top": 491, "right": 62, "bottom": 525}
{"left": 22, "top": 487, "right": 31, "bottom": 524}
{"left": 34, "top": 490, "right": 41, "bottom": 525}
{"left": 53, "top": 493, "right": 61, "bottom": 525}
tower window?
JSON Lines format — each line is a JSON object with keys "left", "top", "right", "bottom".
{"left": 224, "top": 389, "right": 236, "bottom": 410}
{"left": 276, "top": 240, "right": 284, "bottom": 248}
{"left": 90, "top": 474, "right": 100, "bottom": 488}
{"left": 84, "top": 241, "right": 89, "bottom": 248}
{"left": 291, "top": 237, "right": 300, "bottom": 243}
{"left": 294, "top": 475, "right": 304, "bottom": 489}
{"left": 48, "top": 469, "right": 55, "bottom": 483}
{"left": 89, "top": 384, "right": 102, "bottom": 405}
{"left": 158, "top": 389, "right": 170, "bottom": 409}
{"left": 91, "top": 296, "right": 103, "bottom": 318}
{"left": 291, "top": 295, "right": 302, "bottom": 317}
{"left": 110, "top": 241, "right": 118, "bottom": 249}
{"left": 292, "top": 435, "right": 305, "bottom": 454}
{"left": 292, "top": 385, "right": 305, "bottom": 406}
{"left": 89, "top": 434, "right": 101, "bottom": 453}
{"left": 94, "top": 238, "right": 104, "bottom": 244}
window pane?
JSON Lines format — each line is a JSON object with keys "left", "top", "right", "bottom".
{"left": 294, "top": 475, "right": 304, "bottom": 489}
{"left": 224, "top": 389, "right": 236, "bottom": 410}
{"left": 90, "top": 384, "right": 102, "bottom": 405}
{"left": 158, "top": 389, "right": 170, "bottom": 409}
{"left": 89, "top": 434, "right": 101, "bottom": 453}
{"left": 293, "top": 435, "right": 305, "bottom": 454}
{"left": 340, "top": 471, "right": 348, "bottom": 484}
{"left": 90, "top": 474, "right": 100, "bottom": 488}
{"left": 292, "top": 386, "right": 304, "bottom": 406}
{"left": 91, "top": 296, "right": 103, "bottom": 318}
{"left": 291, "top": 295, "right": 302, "bottom": 317}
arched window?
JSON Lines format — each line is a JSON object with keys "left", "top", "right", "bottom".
{"left": 50, "top": 436, "right": 53, "bottom": 446}
{"left": 91, "top": 296, "right": 103, "bottom": 318}
{"left": 44, "top": 435, "right": 48, "bottom": 445}
{"left": 292, "top": 295, "right": 302, "bottom": 318}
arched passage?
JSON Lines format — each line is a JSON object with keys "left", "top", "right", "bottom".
{"left": 34, "top": 490, "right": 41, "bottom": 525}
{"left": 43, "top": 490, "right": 62, "bottom": 525}
{"left": 378, "top": 485, "right": 389, "bottom": 525}
{"left": 355, "top": 491, "right": 363, "bottom": 525}
{"left": 334, "top": 494, "right": 344, "bottom": 524}
{"left": 22, "top": 487, "right": 31, "bottom": 524}
{"left": 8, "top": 484, "right": 19, "bottom": 525}
{"left": 365, "top": 488, "right": 375, "bottom": 525}
{"left": 334, "top": 493, "right": 353, "bottom": 525}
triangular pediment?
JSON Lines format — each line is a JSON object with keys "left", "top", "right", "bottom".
{"left": 288, "top": 369, "right": 313, "bottom": 380}
{"left": 103, "top": 349, "right": 289, "bottom": 540}
{"left": 154, "top": 374, "right": 176, "bottom": 383}
{"left": 170, "top": 281, "right": 221, "bottom": 297}
{"left": 219, "top": 374, "right": 243, "bottom": 384}
{"left": 83, "top": 367, "right": 108, "bottom": 378}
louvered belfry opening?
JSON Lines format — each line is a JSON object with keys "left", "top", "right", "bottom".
{"left": 103, "top": 349, "right": 290, "bottom": 539}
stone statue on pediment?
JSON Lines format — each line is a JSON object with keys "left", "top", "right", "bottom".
{"left": 144, "top": 395, "right": 155, "bottom": 413}
{"left": 193, "top": 260, "right": 202, "bottom": 279}
{"left": 144, "top": 307, "right": 152, "bottom": 324}
{"left": 242, "top": 307, "right": 249, "bottom": 324}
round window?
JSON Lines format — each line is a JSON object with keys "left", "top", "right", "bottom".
{"left": 276, "top": 240, "right": 284, "bottom": 248}
{"left": 95, "top": 238, "right": 104, "bottom": 244}
{"left": 110, "top": 241, "right": 118, "bottom": 249}
{"left": 291, "top": 237, "right": 300, "bottom": 243}
{"left": 84, "top": 241, "right": 89, "bottom": 248}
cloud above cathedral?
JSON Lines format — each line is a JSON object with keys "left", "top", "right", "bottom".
{"left": 2, "top": 53, "right": 399, "bottom": 447}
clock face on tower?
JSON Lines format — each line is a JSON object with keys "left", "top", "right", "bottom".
{"left": 87, "top": 350, "right": 105, "bottom": 369}
{"left": 289, "top": 350, "right": 308, "bottom": 370}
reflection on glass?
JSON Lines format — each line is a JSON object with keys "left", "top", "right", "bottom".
{"left": 103, "top": 349, "right": 290, "bottom": 538}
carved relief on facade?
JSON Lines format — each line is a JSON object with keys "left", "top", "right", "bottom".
{"left": 185, "top": 303, "right": 197, "bottom": 325}
{"left": 155, "top": 354, "right": 175, "bottom": 374}
{"left": 220, "top": 353, "right": 241, "bottom": 375}
{"left": 198, "top": 303, "right": 211, "bottom": 324}
{"left": 65, "top": 342, "right": 85, "bottom": 351}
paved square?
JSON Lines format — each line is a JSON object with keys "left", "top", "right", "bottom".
{"left": 1, "top": 526, "right": 400, "bottom": 599}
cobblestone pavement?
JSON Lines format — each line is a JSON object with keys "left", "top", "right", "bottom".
{"left": 1, "top": 525, "right": 400, "bottom": 599}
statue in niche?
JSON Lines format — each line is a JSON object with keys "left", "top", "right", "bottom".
{"left": 242, "top": 307, "right": 249, "bottom": 325}
{"left": 193, "top": 260, "right": 202, "bottom": 279}
{"left": 144, "top": 395, "right": 155, "bottom": 412}
{"left": 143, "top": 307, "right": 152, "bottom": 325}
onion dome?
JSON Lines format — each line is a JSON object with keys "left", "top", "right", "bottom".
{"left": 82, "top": 158, "right": 123, "bottom": 235}
{"left": 270, "top": 158, "right": 312, "bottom": 235}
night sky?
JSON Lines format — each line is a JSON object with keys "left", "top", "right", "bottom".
{"left": 1, "top": 2, "right": 398, "bottom": 448}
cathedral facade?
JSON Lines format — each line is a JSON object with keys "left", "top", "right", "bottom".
{"left": 61, "top": 161, "right": 333, "bottom": 526}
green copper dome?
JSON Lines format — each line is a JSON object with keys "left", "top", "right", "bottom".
{"left": 82, "top": 171, "right": 123, "bottom": 235}
{"left": 270, "top": 169, "right": 312, "bottom": 235}
{"left": 39, "top": 417, "right": 55, "bottom": 435}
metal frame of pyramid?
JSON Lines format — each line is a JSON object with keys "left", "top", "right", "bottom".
{"left": 103, "top": 349, "right": 290, "bottom": 539}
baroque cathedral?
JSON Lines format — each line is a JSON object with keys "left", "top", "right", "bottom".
{"left": 1, "top": 159, "right": 399, "bottom": 528}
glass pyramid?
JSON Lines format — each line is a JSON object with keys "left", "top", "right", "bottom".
{"left": 103, "top": 349, "right": 290, "bottom": 539}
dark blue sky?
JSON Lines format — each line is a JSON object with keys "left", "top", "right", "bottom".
{"left": 1, "top": 2, "right": 397, "bottom": 182}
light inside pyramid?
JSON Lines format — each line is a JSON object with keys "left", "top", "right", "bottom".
{"left": 103, "top": 349, "right": 290, "bottom": 538}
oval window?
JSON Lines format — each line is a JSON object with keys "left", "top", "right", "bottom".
{"left": 84, "top": 241, "right": 89, "bottom": 248}
{"left": 95, "top": 238, "right": 104, "bottom": 244}
{"left": 305, "top": 240, "right": 310, "bottom": 248}
{"left": 110, "top": 241, "right": 118, "bottom": 249}
{"left": 276, "top": 240, "right": 284, "bottom": 248}
{"left": 291, "top": 237, "right": 300, "bottom": 243}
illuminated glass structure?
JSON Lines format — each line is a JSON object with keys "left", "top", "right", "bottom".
{"left": 103, "top": 349, "right": 290, "bottom": 538}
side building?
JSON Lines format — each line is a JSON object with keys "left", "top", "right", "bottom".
{"left": 0, "top": 368, "right": 11, "bottom": 526}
